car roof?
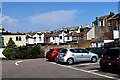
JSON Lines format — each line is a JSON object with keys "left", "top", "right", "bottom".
{"left": 54, "top": 48, "right": 62, "bottom": 49}
{"left": 50, "top": 48, "right": 61, "bottom": 50}
{"left": 62, "top": 48, "right": 83, "bottom": 50}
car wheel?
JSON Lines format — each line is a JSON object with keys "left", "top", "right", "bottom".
{"left": 54, "top": 56, "right": 57, "bottom": 62}
{"left": 91, "top": 56, "right": 97, "bottom": 63}
{"left": 67, "top": 58, "right": 74, "bottom": 65}
{"left": 100, "top": 66, "right": 107, "bottom": 72}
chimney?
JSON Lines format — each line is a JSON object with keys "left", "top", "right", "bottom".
{"left": 110, "top": 12, "right": 114, "bottom": 16}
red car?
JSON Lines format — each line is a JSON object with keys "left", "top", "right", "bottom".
{"left": 100, "top": 47, "right": 120, "bottom": 73}
{"left": 46, "top": 48, "right": 62, "bottom": 61}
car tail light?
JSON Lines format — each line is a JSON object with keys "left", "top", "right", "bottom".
{"left": 62, "top": 50, "right": 68, "bottom": 57}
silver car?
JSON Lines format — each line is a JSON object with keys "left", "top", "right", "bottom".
{"left": 57, "top": 48, "right": 98, "bottom": 65}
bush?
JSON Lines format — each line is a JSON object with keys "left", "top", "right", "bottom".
{"left": 17, "top": 44, "right": 45, "bottom": 59}
{"left": 28, "top": 44, "right": 45, "bottom": 59}
{"left": 17, "top": 46, "right": 30, "bottom": 59}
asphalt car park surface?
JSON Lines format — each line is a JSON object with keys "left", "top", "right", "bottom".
{"left": 69, "top": 61, "right": 120, "bottom": 79}
{"left": 1, "top": 58, "right": 120, "bottom": 80}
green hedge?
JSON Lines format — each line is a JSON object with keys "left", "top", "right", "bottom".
{"left": 17, "top": 45, "right": 45, "bottom": 59}
{"left": 2, "top": 38, "right": 45, "bottom": 60}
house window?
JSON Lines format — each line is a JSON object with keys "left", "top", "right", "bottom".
{"left": 108, "top": 21, "right": 112, "bottom": 26}
{"left": 109, "top": 30, "right": 112, "bottom": 32}
{"left": 74, "top": 37, "right": 77, "bottom": 40}
{"left": 80, "top": 28, "right": 84, "bottom": 32}
{"left": 116, "top": 22, "right": 119, "bottom": 30}
{"left": 39, "top": 37, "right": 41, "bottom": 41}
{"left": 53, "top": 37, "right": 54, "bottom": 40}
{"left": 46, "top": 37, "right": 48, "bottom": 39}
{"left": 67, "top": 36, "right": 69, "bottom": 40}
{"left": 19, "top": 37, "right": 21, "bottom": 41}
{"left": 80, "top": 34, "right": 83, "bottom": 39}
{"left": 60, "top": 36, "right": 62, "bottom": 39}
{"left": 16, "top": 36, "right": 18, "bottom": 41}
{"left": 101, "top": 21, "right": 103, "bottom": 26}
{"left": 16, "top": 36, "right": 21, "bottom": 41}
{"left": 33, "top": 37, "right": 36, "bottom": 42}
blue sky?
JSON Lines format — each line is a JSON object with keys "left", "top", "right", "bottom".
{"left": 2, "top": 2, "right": 118, "bottom": 32}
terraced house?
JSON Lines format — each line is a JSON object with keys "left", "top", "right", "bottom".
{"left": 26, "top": 26, "right": 91, "bottom": 45}
{"left": 87, "top": 12, "right": 120, "bottom": 47}
{"left": 1, "top": 28, "right": 26, "bottom": 47}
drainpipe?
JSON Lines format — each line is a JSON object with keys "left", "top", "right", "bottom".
{"left": 119, "top": 1, "right": 120, "bottom": 46}
{"left": 119, "top": 15, "right": 120, "bottom": 46}
{"left": 96, "top": 17, "right": 99, "bottom": 48}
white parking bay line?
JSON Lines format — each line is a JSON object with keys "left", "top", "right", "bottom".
{"left": 50, "top": 62, "right": 119, "bottom": 80}
{"left": 89, "top": 70, "right": 99, "bottom": 72}
{"left": 79, "top": 62, "right": 98, "bottom": 65}
{"left": 15, "top": 60, "right": 22, "bottom": 66}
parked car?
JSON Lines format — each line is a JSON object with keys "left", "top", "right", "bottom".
{"left": 46, "top": 48, "right": 62, "bottom": 61}
{"left": 89, "top": 48, "right": 106, "bottom": 58}
{"left": 57, "top": 48, "right": 98, "bottom": 65}
{"left": 100, "top": 47, "right": 120, "bottom": 72}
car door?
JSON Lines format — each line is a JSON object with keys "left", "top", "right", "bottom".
{"left": 69, "top": 49, "right": 81, "bottom": 62}
{"left": 78, "top": 49, "right": 91, "bottom": 61}
{"left": 106, "top": 49, "right": 120, "bottom": 70}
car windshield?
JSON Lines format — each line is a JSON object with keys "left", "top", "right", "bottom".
{"left": 49, "top": 49, "right": 54, "bottom": 53}
{"left": 103, "top": 49, "right": 120, "bottom": 60}
{"left": 90, "top": 48, "right": 105, "bottom": 52}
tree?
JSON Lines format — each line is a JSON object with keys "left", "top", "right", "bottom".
{"left": 6, "top": 37, "right": 17, "bottom": 48}
{"left": 2, "top": 37, "right": 18, "bottom": 60}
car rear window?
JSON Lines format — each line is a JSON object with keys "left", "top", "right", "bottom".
{"left": 103, "top": 49, "right": 120, "bottom": 60}
{"left": 70, "top": 49, "right": 75, "bottom": 53}
{"left": 58, "top": 48, "right": 61, "bottom": 52}
{"left": 59, "top": 49, "right": 67, "bottom": 53}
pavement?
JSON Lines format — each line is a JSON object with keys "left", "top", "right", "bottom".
{"left": 1, "top": 58, "right": 120, "bottom": 80}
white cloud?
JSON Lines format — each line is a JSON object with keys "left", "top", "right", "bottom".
{"left": 28, "top": 10, "right": 77, "bottom": 26}
{"left": 1, "top": 15, "right": 18, "bottom": 27}
{"left": 1, "top": 15, "right": 25, "bottom": 32}
{"left": 1, "top": 10, "right": 78, "bottom": 32}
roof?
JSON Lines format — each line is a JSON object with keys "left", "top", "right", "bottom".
{"left": 91, "top": 38, "right": 104, "bottom": 43}
{"left": 26, "top": 32, "right": 36, "bottom": 36}
{"left": 2, "top": 32, "right": 26, "bottom": 35}
{"left": 109, "top": 47, "right": 120, "bottom": 50}
{"left": 99, "top": 15, "right": 108, "bottom": 21}
{"left": 63, "top": 26, "right": 79, "bottom": 31}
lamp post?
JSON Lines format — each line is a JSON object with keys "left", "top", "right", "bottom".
{"left": 62, "top": 27, "right": 65, "bottom": 47}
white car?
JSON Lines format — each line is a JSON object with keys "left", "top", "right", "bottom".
{"left": 57, "top": 48, "right": 98, "bottom": 65}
